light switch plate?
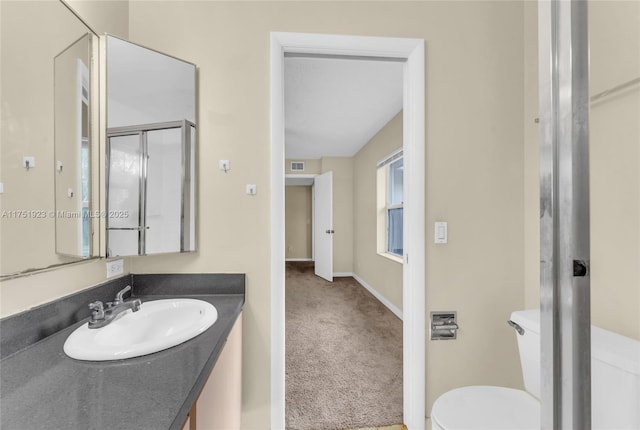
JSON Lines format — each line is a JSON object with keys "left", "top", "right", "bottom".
{"left": 246, "top": 184, "right": 257, "bottom": 195}
{"left": 435, "top": 221, "right": 448, "bottom": 244}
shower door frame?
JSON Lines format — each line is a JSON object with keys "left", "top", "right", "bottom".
{"left": 538, "top": 0, "right": 591, "bottom": 428}
{"left": 106, "top": 119, "right": 195, "bottom": 256}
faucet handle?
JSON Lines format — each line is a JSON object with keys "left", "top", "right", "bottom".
{"left": 131, "top": 298, "right": 142, "bottom": 312}
{"left": 89, "top": 301, "right": 105, "bottom": 321}
{"left": 114, "top": 285, "right": 132, "bottom": 305}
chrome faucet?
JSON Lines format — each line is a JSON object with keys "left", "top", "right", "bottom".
{"left": 88, "top": 285, "right": 142, "bottom": 329}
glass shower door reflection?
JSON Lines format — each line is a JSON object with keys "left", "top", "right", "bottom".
{"left": 106, "top": 120, "right": 195, "bottom": 257}
{"left": 107, "top": 134, "right": 141, "bottom": 256}
{"left": 145, "top": 128, "right": 182, "bottom": 254}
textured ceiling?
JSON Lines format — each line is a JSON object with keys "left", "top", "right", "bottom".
{"left": 284, "top": 56, "right": 403, "bottom": 160}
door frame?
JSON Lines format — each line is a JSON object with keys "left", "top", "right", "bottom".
{"left": 285, "top": 174, "right": 317, "bottom": 262}
{"left": 270, "top": 32, "right": 425, "bottom": 429}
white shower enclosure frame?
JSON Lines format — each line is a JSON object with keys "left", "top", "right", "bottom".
{"left": 106, "top": 119, "right": 196, "bottom": 257}
{"left": 539, "top": 0, "right": 591, "bottom": 428}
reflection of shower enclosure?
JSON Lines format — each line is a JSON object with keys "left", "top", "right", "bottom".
{"left": 107, "top": 120, "right": 195, "bottom": 256}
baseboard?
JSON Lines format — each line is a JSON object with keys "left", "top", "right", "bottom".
{"left": 351, "top": 273, "right": 403, "bottom": 321}
{"left": 333, "top": 272, "right": 353, "bottom": 277}
{"left": 285, "top": 258, "right": 313, "bottom": 262}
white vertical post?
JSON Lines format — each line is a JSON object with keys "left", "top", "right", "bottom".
{"left": 402, "top": 41, "right": 425, "bottom": 430}
{"left": 538, "top": 0, "right": 591, "bottom": 428}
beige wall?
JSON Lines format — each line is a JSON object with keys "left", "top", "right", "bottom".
{"left": 320, "top": 157, "right": 354, "bottom": 274}
{"left": 589, "top": 0, "right": 640, "bottom": 341}
{"left": 127, "top": 1, "right": 525, "bottom": 424}
{"left": 523, "top": 1, "right": 540, "bottom": 310}
{"left": 353, "top": 112, "right": 403, "bottom": 310}
{"left": 523, "top": 1, "right": 640, "bottom": 340}
{"left": 65, "top": 0, "right": 129, "bottom": 39}
{"left": 285, "top": 186, "right": 312, "bottom": 260}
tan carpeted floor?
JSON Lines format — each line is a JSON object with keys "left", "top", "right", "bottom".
{"left": 285, "top": 262, "right": 403, "bottom": 430}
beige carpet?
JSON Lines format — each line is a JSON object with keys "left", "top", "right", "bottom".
{"left": 285, "top": 262, "right": 403, "bottom": 430}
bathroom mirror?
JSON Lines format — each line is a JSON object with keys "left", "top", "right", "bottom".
{"left": 106, "top": 35, "right": 196, "bottom": 257}
{"left": 0, "top": 0, "right": 99, "bottom": 277}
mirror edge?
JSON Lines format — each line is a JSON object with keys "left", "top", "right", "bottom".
{"left": 60, "top": 0, "right": 105, "bottom": 260}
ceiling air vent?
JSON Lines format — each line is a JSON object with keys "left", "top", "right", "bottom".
{"left": 291, "top": 161, "right": 305, "bottom": 172}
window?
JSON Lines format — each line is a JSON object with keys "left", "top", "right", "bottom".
{"left": 386, "top": 157, "right": 403, "bottom": 256}
{"left": 377, "top": 150, "right": 403, "bottom": 260}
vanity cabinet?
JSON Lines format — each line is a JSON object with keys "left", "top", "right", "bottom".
{"left": 182, "top": 312, "right": 243, "bottom": 430}
{"left": 181, "top": 416, "right": 191, "bottom": 430}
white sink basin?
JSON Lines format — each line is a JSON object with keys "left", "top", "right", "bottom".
{"left": 64, "top": 298, "right": 218, "bottom": 361}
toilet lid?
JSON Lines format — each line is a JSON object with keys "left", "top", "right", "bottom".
{"left": 431, "top": 386, "right": 540, "bottom": 430}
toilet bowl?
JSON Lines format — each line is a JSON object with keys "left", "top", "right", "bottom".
{"left": 431, "top": 385, "right": 539, "bottom": 430}
{"left": 430, "top": 309, "right": 640, "bottom": 430}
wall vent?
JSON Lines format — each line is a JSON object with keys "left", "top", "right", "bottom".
{"left": 290, "top": 161, "right": 305, "bottom": 172}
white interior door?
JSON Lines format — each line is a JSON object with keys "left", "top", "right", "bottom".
{"left": 313, "top": 171, "right": 333, "bottom": 282}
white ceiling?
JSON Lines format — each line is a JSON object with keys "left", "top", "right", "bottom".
{"left": 284, "top": 55, "right": 403, "bottom": 160}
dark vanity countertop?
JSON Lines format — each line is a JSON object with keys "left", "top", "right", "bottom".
{"left": 0, "top": 293, "right": 243, "bottom": 430}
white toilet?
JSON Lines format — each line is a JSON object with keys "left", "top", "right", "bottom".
{"left": 430, "top": 309, "right": 640, "bottom": 430}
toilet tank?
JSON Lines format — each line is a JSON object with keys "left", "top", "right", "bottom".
{"left": 510, "top": 310, "right": 541, "bottom": 399}
{"left": 591, "top": 325, "right": 640, "bottom": 429}
{"left": 511, "top": 309, "right": 640, "bottom": 429}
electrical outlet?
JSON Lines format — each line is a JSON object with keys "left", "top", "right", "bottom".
{"left": 106, "top": 259, "right": 124, "bottom": 278}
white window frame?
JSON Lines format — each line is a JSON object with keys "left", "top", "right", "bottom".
{"left": 377, "top": 149, "right": 404, "bottom": 263}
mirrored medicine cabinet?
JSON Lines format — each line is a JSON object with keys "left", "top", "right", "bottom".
{"left": 0, "top": 1, "right": 197, "bottom": 278}
{"left": 105, "top": 35, "right": 197, "bottom": 257}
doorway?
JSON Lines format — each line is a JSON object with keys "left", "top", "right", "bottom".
{"left": 270, "top": 33, "right": 425, "bottom": 429}
{"left": 284, "top": 173, "right": 333, "bottom": 282}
